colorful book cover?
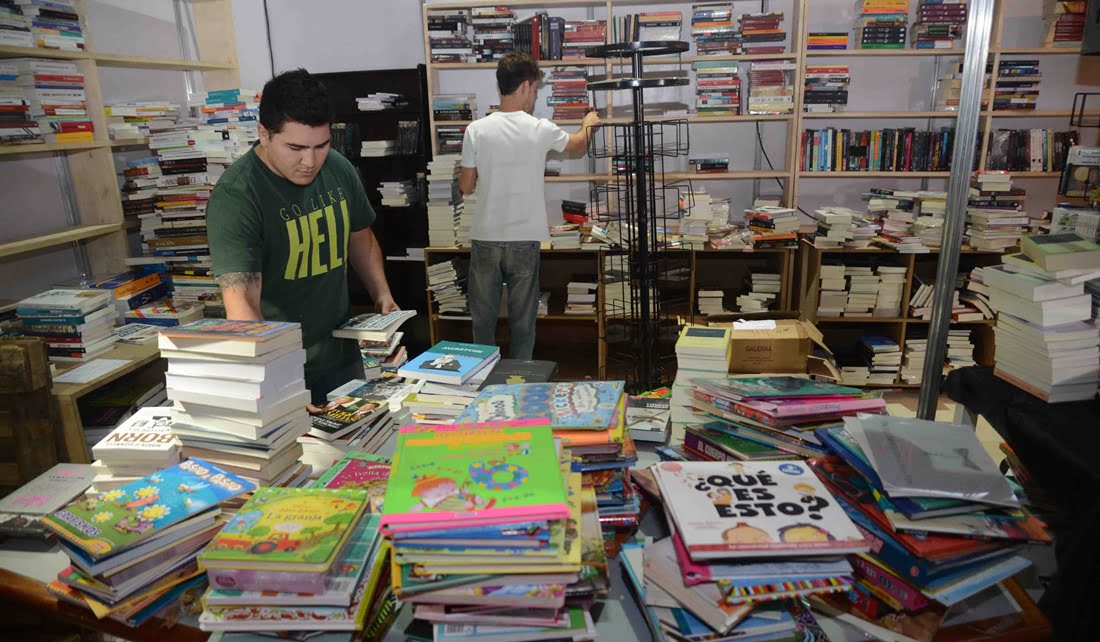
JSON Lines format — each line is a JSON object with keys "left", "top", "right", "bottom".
{"left": 160, "top": 319, "right": 300, "bottom": 341}
{"left": 200, "top": 487, "right": 369, "bottom": 572}
{"left": 478, "top": 359, "right": 558, "bottom": 387}
{"left": 0, "top": 463, "right": 94, "bottom": 515}
{"left": 397, "top": 340, "right": 500, "bottom": 383}
{"left": 653, "top": 460, "right": 868, "bottom": 560}
{"left": 313, "top": 452, "right": 390, "bottom": 511}
{"left": 381, "top": 423, "right": 568, "bottom": 529}
{"left": 695, "top": 376, "right": 862, "bottom": 400}
{"left": 310, "top": 397, "right": 382, "bottom": 438}
{"left": 41, "top": 459, "right": 254, "bottom": 560}
{"left": 455, "top": 381, "right": 626, "bottom": 430}
{"left": 91, "top": 408, "right": 180, "bottom": 464}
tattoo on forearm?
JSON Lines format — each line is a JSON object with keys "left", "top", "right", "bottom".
{"left": 216, "top": 272, "right": 261, "bottom": 290}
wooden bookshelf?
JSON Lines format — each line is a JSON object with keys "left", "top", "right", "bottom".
{"left": 0, "top": 140, "right": 109, "bottom": 156}
{"left": 0, "top": 224, "right": 121, "bottom": 260}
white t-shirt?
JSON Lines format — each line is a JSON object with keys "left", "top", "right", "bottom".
{"left": 460, "top": 111, "right": 569, "bottom": 242}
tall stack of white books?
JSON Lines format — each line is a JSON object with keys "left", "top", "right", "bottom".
{"left": 844, "top": 267, "right": 880, "bottom": 317}
{"left": 427, "top": 155, "right": 462, "bottom": 246}
{"left": 817, "top": 264, "right": 848, "bottom": 317}
{"left": 900, "top": 337, "right": 928, "bottom": 384}
{"left": 427, "top": 259, "right": 469, "bottom": 316}
{"left": 457, "top": 191, "right": 477, "bottom": 247}
{"left": 378, "top": 180, "right": 416, "bottom": 207}
{"left": 810, "top": 206, "right": 856, "bottom": 249}
{"left": 671, "top": 325, "right": 731, "bottom": 441}
{"left": 875, "top": 266, "right": 907, "bottom": 317}
{"left": 697, "top": 289, "right": 726, "bottom": 316}
{"left": 737, "top": 272, "right": 781, "bottom": 313}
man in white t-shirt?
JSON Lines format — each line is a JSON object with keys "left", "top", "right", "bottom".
{"left": 458, "top": 52, "right": 599, "bottom": 359}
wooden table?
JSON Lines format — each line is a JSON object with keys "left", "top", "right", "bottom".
{"left": 50, "top": 342, "right": 162, "bottom": 463}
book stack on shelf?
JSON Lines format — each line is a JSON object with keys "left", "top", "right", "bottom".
{"left": 810, "top": 206, "right": 858, "bottom": 249}
{"left": 672, "top": 326, "right": 732, "bottom": 437}
{"left": 740, "top": 10, "right": 786, "bottom": 54}
{"left": 436, "top": 125, "right": 464, "bottom": 155}
{"left": 16, "top": 289, "right": 118, "bottom": 363}
{"left": 563, "top": 19, "right": 607, "bottom": 59}
{"left": 859, "top": 334, "right": 901, "bottom": 385}
{"left": 547, "top": 67, "right": 590, "bottom": 119}
{"left": 13, "top": 57, "right": 92, "bottom": 143}
{"left": 356, "top": 92, "right": 408, "bottom": 111}
{"left": 900, "top": 336, "right": 928, "bottom": 384}
{"left": 988, "top": 233, "right": 1100, "bottom": 402}
{"left": 118, "top": 156, "right": 159, "bottom": 221}
{"left": 697, "top": 289, "right": 727, "bottom": 316}
{"left": 0, "top": 464, "right": 93, "bottom": 540}
{"left": 377, "top": 179, "right": 417, "bottom": 207}
{"left": 432, "top": 93, "right": 476, "bottom": 123}
{"left": 693, "top": 60, "right": 740, "bottom": 117}
{"left": 360, "top": 138, "right": 396, "bottom": 157}
{"left": 161, "top": 321, "right": 312, "bottom": 487}
{"left": 0, "top": 1, "right": 34, "bottom": 47}
{"left": 876, "top": 266, "right": 906, "bottom": 315}
{"left": 43, "top": 460, "right": 254, "bottom": 628}
{"left": 1044, "top": 0, "right": 1086, "bottom": 47}
{"left": 427, "top": 258, "right": 469, "bottom": 316}
{"left": 817, "top": 264, "right": 849, "bottom": 318}
{"left": 23, "top": 0, "right": 85, "bottom": 50}
{"left": 398, "top": 341, "right": 500, "bottom": 424}
{"left": 737, "top": 272, "right": 781, "bottom": 314}
{"left": 986, "top": 128, "right": 1078, "bottom": 173}
{"left": 198, "top": 488, "right": 393, "bottom": 636}
{"left": 122, "top": 300, "right": 205, "bottom": 328}
{"left": 966, "top": 171, "right": 1028, "bottom": 251}
{"left": 105, "top": 101, "right": 180, "bottom": 140}
{"left": 746, "top": 205, "right": 798, "bottom": 247}
{"left": 800, "top": 127, "right": 956, "bottom": 172}
{"left": 911, "top": 191, "right": 948, "bottom": 249}
{"left": 856, "top": 0, "right": 908, "bottom": 49}
{"left": 691, "top": 2, "right": 740, "bottom": 57}
{"left": 427, "top": 8, "right": 472, "bottom": 63}
{"left": 566, "top": 281, "right": 598, "bottom": 315}
{"left": 383, "top": 422, "right": 600, "bottom": 641}
{"left": 89, "top": 407, "right": 180, "bottom": 493}
{"left": 456, "top": 191, "right": 475, "bottom": 247}
{"left": 746, "top": 60, "right": 795, "bottom": 115}
{"left": 908, "top": 276, "right": 960, "bottom": 320}
{"left": 550, "top": 223, "right": 582, "bottom": 249}
{"left": 911, "top": 0, "right": 967, "bottom": 49}
{"left": 945, "top": 328, "right": 976, "bottom": 370}
{"left": 809, "top": 416, "right": 1050, "bottom": 639}
{"left": 808, "top": 32, "right": 848, "bottom": 50}
{"left": 992, "top": 59, "right": 1040, "bottom": 112}
{"left": 471, "top": 6, "right": 515, "bottom": 63}
{"left": 934, "top": 64, "right": 963, "bottom": 111}
{"left": 874, "top": 195, "right": 929, "bottom": 254}
{"left": 0, "top": 60, "right": 43, "bottom": 145}
{"left": 803, "top": 65, "right": 849, "bottom": 113}
{"left": 427, "top": 155, "right": 462, "bottom": 247}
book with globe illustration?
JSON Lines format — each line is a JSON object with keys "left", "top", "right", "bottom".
{"left": 652, "top": 460, "right": 868, "bottom": 561}
{"left": 199, "top": 487, "right": 370, "bottom": 574}
{"left": 41, "top": 458, "right": 255, "bottom": 560}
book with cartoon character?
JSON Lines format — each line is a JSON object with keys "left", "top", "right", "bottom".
{"left": 313, "top": 451, "right": 390, "bottom": 512}
{"left": 381, "top": 423, "right": 568, "bottom": 531}
{"left": 652, "top": 460, "right": 868, "bottom": 560}
{"left": 41, "top": 458, "right": 254, "bottom": 559}
{"left": 454, "top": 381, "right": 626, "bottom": 430}
{"left": 397, "top": 341, "right": 501, "bottom": 385}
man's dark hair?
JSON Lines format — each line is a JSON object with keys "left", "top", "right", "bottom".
{"left": 496, "top": 52, "right": 540, "bottom": 96}
{"left": 258, "top": 68, "right": 334, "bottom": 133}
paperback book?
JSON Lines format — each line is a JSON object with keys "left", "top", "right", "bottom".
{"left": 455, "top": 381, "right": 626, "bottom": 430}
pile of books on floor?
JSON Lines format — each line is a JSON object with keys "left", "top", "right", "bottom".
{"left": 803, "top": 65, "right": 849, "bottom": 113}
{"left": 808, "top": 31, "right": 848, "bottom": 50}
{"left": 859, "top": 334, "right": 901, "bottom": 385}
{"left": 992, "top": 59, "right": 1040, "bottom": 111}
{"left": 427, "top": 258, "right": 468, "bottom": 316}
{"left": 988, "top": 232, "right": 1100, "bottom": 402}
{"left": 566, "top": 281, "right": 598, "bottom": 315}
{"left": 13, "top": 57, "right": 93, "bottom": 143}
{"left": 547, "top": 67, "right": 589, "bottom": 119}
{"left": 398, "top": 340, "right": 500, "bottom": 424}
{"left": 746, "top": 60, "right": 795, "bottom": 115}
{"left": 671, "top": 325, "right": 732, "bottom": 438}
{"left": 199, "top": 487, "right": 395, "bottom": 638}
{"left": 427, "top": 155, "right": 462, "bottom": 246}
{"left": 740, "top": 10, "right": 786, "bottom": 54}
{"left": 43, "top": 459, "right": 253, "bottom": 627}
{"left": 697, "top": 289, "right": 727, "bottom": 316}
{"left": 563, "top": 19, "right": 607, "bottom": 58}
{"left": 377, "top": 179, "right": 416, "bottom": 207}
{"left": 427, "top": 9, "right": 472, "bottom": 63}
{"left": 16, "top": 289, "right": 118, "bottom": 363}
{"left": 1044, "top": 0, "right": 1085, "bottom": 47}
{"left": 817, "top": 263, "right": 906, "bottom": 318}
{"left": 693, "top": 60, "right": 740, "bottom": 117}
{"left": 736, "top": 272, "right": 781, "bottom": 313}
{"left": 966, "top": 171, "right": 1029, "bottom": 251}
{"left": 0, "top": 463, "right": 94, "bottom": 540}
{"left": 356, "top": 92, "right": 407, "bottom": 111}
{"left": 691, "top": 2, "right": 741, "bottom": 56}
{"left": 912, "top": 0, "right": 967, "bottom": 49}
{"left": 856, "top": 0, "right": 908, "bottom": 49}
{"left": 809, "top": 415, "right": 1050, "bottom": 639}
{"left": 550, "top": 223, "right": 582, "bottom": 249}
{"left": 470, "top": 6, "right": 515, "bottom": 62}
{"left": 360, "top": 138, "right": 395, "bottom": 157}
{"left": 88, "top": 406, "right": 180, "bottom": 493}
{"left": 385, "top": 422, "right": 599, "bottom": 641}
{"left": 24, "top": 0, "right": 86, "bottom": 50}
{"left": 162, "top": 320, "right": 312, "bottom": 487}
{"left": 105, "top": 101, "right": 180, "bottom": 140}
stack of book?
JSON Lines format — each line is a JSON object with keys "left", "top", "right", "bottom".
{"left": 859, "top": 335, "right": 901, "bottom": 384}
{"left": 693, "top": 60, "right": 740, "bottom": 116}
{"left": 817, "top": 264, "right": 904, "bottom": 318}
{"left": 79, "top": 369, "right": 169, "bottom": 455}
{"left": 89, "top": 407, "right": 181, "bottom": 493}
{"left": 876, "top": 266, "right": 906, "bottom": 315}
{"left": 908, "top": 277, "right": 959, "bottom": 320}
{"left": 377, "top": 179, "right": 416, "bottom": 207}
{"left": 807, "top": 32, "right": 848, "bottom": 50}
{"left": 966, "top": 171, "right": 1028, "bottom": 251}
{"left": 900, "top": 336, "right": 929, "bottom": 384}
{"left": 302, "top": 394, "right": 403, "bottom": 469}
{"left": 811, "top": 415, "right": 1050, "bottom": 639}
{"left": 697, "top": 289, "right": 727, "bottom": 316}
{"left": 25, "top": 0, "right": 85, "bottom": 50}
{"left": 740, "top": 11, "right": 785, "bottom": 54}
{"left": 355, "top": 92, "right": 407, "bottom": 111}
{"left": 432, "top": 93, "right": 476, "bottom": 122}
{"left": 0, "top": 464, "right": 93, "bottom": 540}
{"left": 563, "top": 19, "right": 607, "bottom": 58}
{"left": 43, "top": 460, "right": 254, "bottom": 627}
{"left": 1044, "top": 0, "right": 1086, "bottom": 47}
{"left": 191, "top": 87, "right": 261, "bottom": 141}
{"left": 911, "top": 0, "right": 967, "bottom": 49}
{"left": 384, "top": 422, "right": 600, "bottom": 641}
{"left": 566, "top": 281, "right": 597, "bottom": 315}
{"left": 746, "top": 61, "right": 795, "bottom": 114}
{"left": 62, "top": 271, "right": 170, "bottom": 322}
{"left": 118, "top": 156, "right": 159, "bottom": 221}
{"left": 0, "top": 60, "right": 42, "bottom": 145}
{"left": 737, "top": 272, "right": 781, "bottom": 313}
{"left": 198, "top": 487, "right": 392, "bottom": 636}
{"left": 334, "top": 309, "right": 415, "bottom": 377}
{"left": 626, "top": 388, "right": 671, "bottom": 444}
{"left": 945, "top": 327, "right": 976, "bottom": 370}
{"left": 427, "top": 258, "right": 469, "bottom": 316}
{"left": 13, "top": 57, "right": 93, "bottom": 143}
{"left": 992, "top": 59, "right": 1040, "bottom": 111}
{"left": 427, "top": 154, "right": 462, "bottom": 246}
{"left": 547, "top": 67, "right": 589, "bottom": 119}
{"left": 747, "top": 206, "right": 798, "bottom": 235}
{"left": 161, "top": 321, "right": 312, "bottom": 487}
{"left": 987, "top": 233, "right": 1100, "bottom": 402}
{"left": 360, "top": 139, "right": 395, "bottom": 157}
{"left": 809, "top": 206, "right": 856, "bottom": 248}
{"left": 398, "top": 341, "right": 501, "bottom": 423}
{"left": 817, "top": 263, "right": 849, "bottom": 317}
{"left": 470, "top": 6, "right": 515, "bottom": 62}
{"left": 427, "top": 9, "right": 472, "bottom": 63}
{"left": 0, "top": 2, "right": 33, "bottom": 47}
{"left": 803, "top": 65, "right": 849, "bottom": 113}
{"left": 456, "top": 191, "right": 475, "bottom": 247}
{"left": 856, "top": 0, "right": 908, "bottom": 49}
{"left": 691, "top": 2, "right": 740, "bottom": 57}
{"left": 672, "top": 326, "right": 732, "bottom": 437}
{"left": 436, "top": 125, "right": 465, "bottom": 155}
{"left": 122, "top": 300, "right": 204, "bottom": 327}
{"left": 17, "top": 289, "right": 118, "bottom": 363}
{"left": 1051, "top": 204, "right": 1100, "bottom": 240}
{"left": 550, "top": 223, "right": 582, "bottom": 249}
{"left": 105, "top": 101, "right": 180, "bottom": 140}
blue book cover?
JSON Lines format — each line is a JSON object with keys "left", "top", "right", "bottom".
{"left": 455, "top": 381, "right": 625, "bottom": 429}
{"left": 398, "top": 341, "right": 499, "bottom": 383}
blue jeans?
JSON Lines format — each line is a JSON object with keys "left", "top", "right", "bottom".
{"left": 469, "top": 240, "right": 540, "bottom": 360}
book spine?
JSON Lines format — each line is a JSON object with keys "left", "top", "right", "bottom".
{"left": 850, "top": 555, "right": 931, "bottom": 611}
{"left": 205, "top": 566, "right": 329, "bottom": 595}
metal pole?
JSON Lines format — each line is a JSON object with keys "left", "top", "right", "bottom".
{"left": 632, "top": 49, "right": 653, "bottom": 390}
{"left": 917, "top": 0, "right": 995, "bottom": 419}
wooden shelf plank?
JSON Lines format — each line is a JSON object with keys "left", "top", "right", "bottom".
{"left": 665, "top": 170, "right": 790, "bottom": 180}
{"left": 51, "top": 342, "right": 161, "bottom": 400}
{"left": 0, "top": 224, "right": 122, "bottom": 260}
{"left": 1006, "top": 171, "right": 1061, "bottom": 178}
{"left": 806, "top": 48, "right": 964, "bottom": 57}
{"left": 798, "top": 170, "right": 950, "bottom": 178}
{"left": 801, "top": 111, "right": 958, "bottom": 119}
{"left": 998, "top": 47, "right": 1081, "bottom": 55}
{"left": 0, "top": 44, "right": 88, "bottom": 60}
{"left": 92, "top": 52, "right": 235, "bottom": 71}
{"left": 0, "top": 140, "right": 108, "bottom": 157}
{"left": 644, "top": 53, "right": 798, "bottom": 64}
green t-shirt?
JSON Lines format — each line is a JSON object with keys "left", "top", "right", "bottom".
{"left": 207, "top": 147, "right": 375, "bottom": 380}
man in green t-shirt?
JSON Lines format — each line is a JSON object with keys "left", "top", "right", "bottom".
{"left": 207, "top": 69, "right": 397, "bottom": 407}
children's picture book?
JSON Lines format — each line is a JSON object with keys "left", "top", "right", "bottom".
{"left": 91, "top": 407, "right": 180, "bottom": 465}
{"left": 478, "top": 359, "right": 558, "bottom": 388}
{"left": 313, "top": 451, "right": 390, "bottom": 511}
{"left": 455, "top": 381, "right": 626, "bottom": 430}
{"left": 397, "top": 340, "right": 500, "bottom": 385}
{"left": 159, "top": 320, "right": 300, "bottom": 341}
{"left": 200, "top": 487, "right": 369, "bottom": 573}
{"left": 42, "top": 459, "right": 254, "bottom": 559}
{"left": 653, "top": 460, "right": 868, "bottom": 560}
{"left": 0, "top": 463, "right": 94, "bottom": 515}
{"left": 381, "top": 423, "right": 568, "bottom": 530}
{"left": 694, "top": 377, "right": 862, "bottom": 400}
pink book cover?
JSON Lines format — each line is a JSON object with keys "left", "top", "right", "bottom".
{"left": 739, "top": 396, "right": 887, "bottom": 418}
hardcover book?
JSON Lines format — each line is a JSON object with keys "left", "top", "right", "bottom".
{"left": 653, "top": 460, "right": 868, "bottom": 560}
{"left": 693, "top": 376, "right": 862, "bottom": 400}
{"left": 313, "top": 451, "right": 390, "bottom": 511}
{"left": 397, "top": 340, "right": 500, "bottom": 385}
{"left": 478, "top": 359, "right": 558, "bottom": 387}
{"left": 42, "top": 459, "right": 254, "bottom": 559}
{"left": 454, "top": 381, "right": 626, "bottom": 430}
{"left": 309, "top": 397, "right": 384, "bottom": 441}
{"left": 0, "top": 463, "right": 94, "bottom": 515}
{"left": 159, "top": 319, "right": 300, "bottom": 341}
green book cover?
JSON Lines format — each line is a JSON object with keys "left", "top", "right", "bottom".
{"left": 380, "top": 423, "right": 568, "bottom": 529}
{"left": 200, "top": 487, "right": 369, "bottom": 572}
{"left": 696, "top": 376, "right": 862, "bottom": 400}
{"left": 433, "top": 340, "right": 499, "bottom": 361}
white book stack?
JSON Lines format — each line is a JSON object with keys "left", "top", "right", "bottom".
{"left": 966, "top": 172, "right": 1027, "bottom": 251}
{"left": 810, "top": 206, "right": 856, "bottom": 249}
{"left": 840, "top": 366, "right": 871, "bottom": 387}
{"left": 945, "top": 328, "right": 976, "bottom": 371}
{"left": 817, "top": 264, "right": 848, "bottom": 317}
{"left": 160, "top": 321, "right": 312, "bottom": 488}
{"left": 738, "top": 273, "right": 781, "bottom": 313}
{"left": 697, "top": 289, "right": 726, "bottom": 316}
{"left": 427, "top": 155, "right": 462, "bottom": 246}
{"left": 845, "top": 267, "right": 879, "bottom": 317}
{"left": 360, "top": 139, "right": 396, "bottom": 157}
{"left": 566, "top": 282, "right": 598, "bottom": 315}
{"left": 681, "top": 192, "right": 714, "bottom": 249}
{"left": 550, "top": 224, "right": 582, "bottom": 250}
{"left": 875, "top": 266, "right": 907, "bottom": 317}
{"left": 89, "top": 407, "right": 181, "bottom": 493}
{"left": 427, "top": 258, "right": 468, "bottom": 316}
{"left": 859, "top": 335, "right": 901, "bottom": 385}
{"left": 457, "top": 192, "right": 476, "bottom": 247}
{"left": 908, "top": 279, "right": 960, "bottom": 320}
{"left": 900, "top": 338, "right": 928, "bottom": 384}
{"left": 672, "top": 326, "right": 732, "bottom": 441}
{"left": 377, "top": 180, "right": 416, "bottom": 207}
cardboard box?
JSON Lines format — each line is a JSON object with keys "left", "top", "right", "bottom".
{"left": 724, "top": 319, "right": 837, "bottom": 377}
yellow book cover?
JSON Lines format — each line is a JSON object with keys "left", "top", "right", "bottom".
{"left": 53, "top": 131, "right": 95, "bottom": 143}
